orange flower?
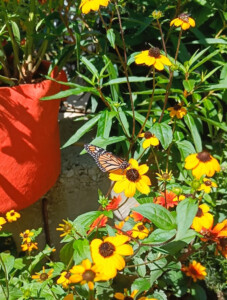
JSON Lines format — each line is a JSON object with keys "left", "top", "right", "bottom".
{"left": 154, "top": 191, "right": 177, "bottom": 209}
{"left": 21, "top": 242, "right": 38, "bottom": 252}
{"left": 88, "top": 214, "right": 108, "bottom": 234}
{"left": 181, "top": 261, "right": 206, "bottom": 282}
{"left": 201, "top": 219, "right": 227, "bottom": 242}
{"left": 191, "top": 204, "right": 214, "bottom": 232}
{"left": 170, "top": 13, "right": 195, "bottom": 30}
{"left": 167, "top": 104, "right": 187, "bottom": 119}
{"left": 215, "top": 238, "right": 227, "bottom": 258}
{"left": 106, "top": 195, "right": 122, "bottom": 211}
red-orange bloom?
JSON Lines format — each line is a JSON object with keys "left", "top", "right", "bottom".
{"left": 106, "top": 195, "right": 122, "bottom": 211}
{"left": 181, "top": 261, "right": 206, "bottom": 282}
{"left": 215, "top": 238, "right": 227, "bottom": 258}
{"left": 201, "top": 219, "right": 227, "bottom": 242}
{"left": 130, "top": 211, "right": 150, "bottom": 223}
{"left": 88, "top": 214, "right": 108, "bottom": 234}
{"left": 154, "top": 191, "right": 177, "bottom": 209}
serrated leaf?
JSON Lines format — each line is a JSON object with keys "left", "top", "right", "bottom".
{"left": 62, "top": 114, "right": 101, "bottom": 148}
{"left": 151, "top": 123, "right": 173, "bottom": 150}
{"left": 176, "top": 198, "right": 198, "bottom": 240}
{"left": 134, "top": 204, "right": 176, "bottom": 230}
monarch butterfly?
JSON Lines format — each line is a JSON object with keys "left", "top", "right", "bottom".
{"left": 84, "top": 144, "right": 129, "bottom": 172}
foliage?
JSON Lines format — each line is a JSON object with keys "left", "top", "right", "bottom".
{"left": 1, "top": 0, "right": 227, "bottom": 299}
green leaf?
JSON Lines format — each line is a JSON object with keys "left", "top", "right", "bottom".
{"left": 176, "top": 140, "right": 196, "bottom": 160}
{"left": 184, "top": 114, "right": 202, "bottom": 152}
{"left": 0, "top": 253, "right": 15, "bottom": 274}
{"left": 14, "top": 258, "right": 25, "bottom": 270}
{"left": 103, "top": 55, "right": 119, "bottom": 102}
{"left": 10, "top": 21, "right": 20, "bottom": 44}
{"left": 191, "top": 283, "right": 207, "bottom": 300}
{"left": 143, "top": 229, "right": 176, "bottom": 244}
{"left": 81, "top": 136, "right": 127, "bottom": 154}
{"left": 97, "top": 110, "right": 116, "bottom": 138}
{"left": 59, "top": 241, "right": 74, "bottom": 265}
{"left": 134, "top": 257, "right": 146, "bottom": 277}
{"left": 192, "top": 114, "right": 227, "bottom": 132}
{"left": 62, "top": 114, "right": 101, "bottom": 148}
{"left": 147, "top": 255, "right": 167, "bottom": 285}
{"left": 119, "top": 111, "right": 130, "bottom": 136}
{"left": 183, "top": 80, "right": 195, "bottom": 92}
{"left": 73, "top": 239, "right": 91, "bottom": 264}
{"left": 103, "top": 76, "right": 152, "bottom": 86}
{"left": 134, "top": 204, "right": 176, "bottom": 230}
{"left": 81, "top": 57, "right": 99, "bottom": 79}
{"left": 106, "top": 28, "right": 115, "bottom": 48}
{"left": 188, "top": 47, "right": 210, "bottom": 67}
{"left": 41, "top": 86, "right": 98, "bottom": 100}
{"left": 126, "top": 111, "right": 152, "bottom": 128}
{"left": 151, "top": 123, "right": 173, "bottom": 150}
{"left": 74, "top": 211, "right": 103, "bottom": 230}
{"left": 151, "top": 290, "right": 168, "bottom": 300}
{"left": 189, "top": 49, "right": 219, "bottom": 73}
{"left": 176, "top": 198, "right": 198, "bottom": 240}
{"left": 132, "top": 278, "right": 151, "bottom": 294}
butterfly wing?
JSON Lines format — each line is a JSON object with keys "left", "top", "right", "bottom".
{"left": 84, "top": 144, "right": 129, "bottom": 172}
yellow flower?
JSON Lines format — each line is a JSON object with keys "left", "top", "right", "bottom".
{"left": 70, "top": 259, "right": 107, "bottom": 290}
{"left": 131, "top": 222, "right": 149, "bottom": 240}
{"left": 57, "top": 271, "right": 72, "bottom": 288}
{"left": 170, "top": 13, "right": 195, "bottom": 30}
{"left": 115, "top": 289, "right": 138, "bottom": 299}
{"left": 21, "top": 242, "right": 38, "bottom": 252}
{"left": 109, "top": 158, "right": 151, "bottom": 198}
{"left": 173, "top": 194, "right": 186, "bottom": 202}
{"left": 167, "top": 104, "right": 187, "bottom": 119}
{"left": 156, "top": 170, "right": 172, "bottom": 181}
{"left": 181, "top": 260, "right": 207, "bottom": 282}
{"left": 135, "top": 47, "right": 171, "bottom": 71}
{"left": 32, "top": 266, "right": 54, "bottom": 282}
{"left": 139, "top": 132, "right": 159, "bottom": 149}
{"left": 79, "top": 0, "right": 109, "bottom": 14}
{"left": 20, "top": 230, "right": 34, "bottom": 243}
{"left": 90, "top": 235, "right": 133, "bottom": 280}
{"left": 63, "top": 295, "right": 74, "bottom": 300}
{"left": 191, "top": 204, "right": 214, "bottom": 232}
{"left": 6, "top": 210, "right": 21, "bottom": 222}
{"left": 0, "top": 217, "right": 6, "bottom": 230}
{"left": 56, "top": 219, "right": 72, "bottom": 237}
{"left": 185, "top": 151, "right": 221, "bottom": 179}
{"left": 198, "top": 178, "right": 217, "bottom": 193}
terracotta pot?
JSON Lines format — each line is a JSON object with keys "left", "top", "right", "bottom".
{"left": 0, "top": 64, "right": 68, "bottom": 213}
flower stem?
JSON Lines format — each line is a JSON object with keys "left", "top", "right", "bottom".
{"left": 0, "top": 254, "right": 9, "bottom": 300}
{"left": 48, "top": 284, "right": 59, "bottom": 300}
{"left": 26, "top": 0, "right": 36, "bottom": 75}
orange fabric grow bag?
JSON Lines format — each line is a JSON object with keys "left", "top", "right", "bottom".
{"left": 0, "top": 66, "right": 68, "bottom": 213}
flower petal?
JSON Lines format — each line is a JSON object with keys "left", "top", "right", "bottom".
{"left": 138, "top": 164, "right": 149, "bottom": 175}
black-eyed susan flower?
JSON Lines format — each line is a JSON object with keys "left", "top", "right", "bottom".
{"left": 6, "top": 210, "right": 21, "bottom": 222}
{"left": 154, "top": 191, "right": 178, "bottom": 209}
{"left": 170, "top": 13, "right": 195, "bottom": 30}
{"left": 198, "top": 178, "right": 217, "bottom": 193}
{"left": 90, "top": 235, "right": 133, "bottom": 280}
{"left": 109, "top": 158, "right": 151, "bottom": 198}
{"left": 79, "top": 0, "right": 110, "bottom": 14}
{"left": 115, "top": 289, "right": 139, "bottom": 299}
{"left": 131, "top": 222, "right": 150, "bottom": 240}
{"left": 185, "top": 151, "right": 221, "bottom": 179}
{"left": 191, "top": 204, "right": 213, "bottom": 232}
{"left": 135, "top": 47, "right": 171, "bottom": 71}
{"left": 32, "top": 266, "right": 54, "bottom": 282}
{"left": 57, "top": 271, "right": 72, "bottom": 288}
{"left": 20, "top": 230, "right": 34, "bottom": 243}
{"left": 156, "top": 170, "right": 172, "bottom": 181}
{"left": 181, "top": 261, "right": 206, "bottom": 282}
{"left": 201, "top": 219, "right": 227, "bottom": 243}
{"left": 70, "top": 259, "right": 107, "bottom": 290}
{"left": 0, "top": 217, "right": 6, "bottom": 230}
{"left": 139, "top": 132, "right": 159, "bottom": 149}
{"left": 167, "top": 103, "right": 187, "bottom": 119}
{"left": 21, "top": 242, "right": 38, "bottom": 252}
{"left": 56, "top": 219, "right": 72, "bottom": 237}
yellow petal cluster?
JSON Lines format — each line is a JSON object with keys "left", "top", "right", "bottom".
{"left": 80, "top": 0, "right": 109, "bottom": 14}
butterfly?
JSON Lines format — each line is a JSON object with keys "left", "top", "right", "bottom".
{"left": 84, "top": 144, "right": 129, "bottom": 173}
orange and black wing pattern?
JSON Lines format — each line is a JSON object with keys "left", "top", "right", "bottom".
{"left": 84, "top": 144, "right": 129, "bottom": 172}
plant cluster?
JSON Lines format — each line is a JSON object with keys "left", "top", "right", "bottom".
{"left": 0, "top": 0, "right": 227, "bottom": 299}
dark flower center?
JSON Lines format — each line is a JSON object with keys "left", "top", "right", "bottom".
{"left": 64, "top": 224, "right": 72, "bottom": 232}
{"left": 173, "top": 104, "right": 181, "bottom": 111}
{"left": 138, "top": 225, "right": 145, "bottom": 231}
{"left": 204, "top": 180, "right": 212, "bottom": 186}
{"left": 126, "top": 169, "right": 140, "bottom": 182}
{"left": 179, "top": 13, "right": 189, "bottom": 22}
{"left": 190, "top": 267, "right": 199, "bottom": 276}
{"left": 24, "top": 233, "right": 28, "bottom": 238}
{"left": 10, "top": 212, "right": 15, "bottom": 216}
{"left": 124, "top": 297, "right": 133, "bottom": 300}
{"left": 99, "top": 242, "right": 115, "bottom": 257}
{"left": 197, "top": 151, "right": 212, "bottom": 162}
{"left": 219, "top": 238, "right": 227, "bottom": 248}
{"left": 196, "top": 208, "right": 203, "bottom": 217}
{"left": 148, "top": 47, "right": 160, "bottom": 58}
{"left": 64, "top": 272, "right": 71, "bottom": 279}
{"left": 162, "top": 173, "right": 170, "bottom": 180}
{"left": 144, "top": 131, "right": 153, "bottom": 139}
{"left": 82, "top": 270, "right": 96, "bottom": 282}
{"left": 40, "top": 273, "right": 48, "bottom": 281}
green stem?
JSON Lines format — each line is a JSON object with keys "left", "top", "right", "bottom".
{"left": 48, "top": 284, "right": 59, "bottom": 300}
{"left": 0, "top": 254, "right": 9, "bottom": 300}
{"left": 0, "top": 74, "right": 16, "bottom": 86}
{"left": 151, "top": 146, "right": 160, "bottom": 173}
{"left": 32, "top": 39, "right": 49, "bottom": 74}
{"left": 26, "top": 0, "right": 36, "bottom": 73}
